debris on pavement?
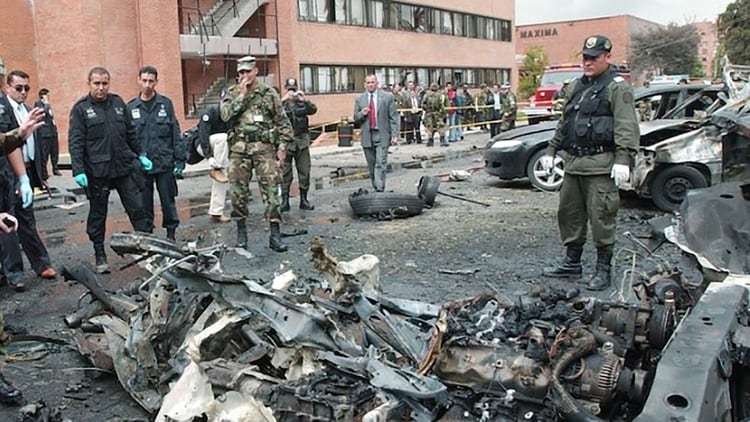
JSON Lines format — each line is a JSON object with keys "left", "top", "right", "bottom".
{"left": 60, "top": 230, "right": 750, "bottom": 421}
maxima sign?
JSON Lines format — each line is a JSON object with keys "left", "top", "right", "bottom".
{"left": 519, "top": 28, "right": 559, "bottom": 38}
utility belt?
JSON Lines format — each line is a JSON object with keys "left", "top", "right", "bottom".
{"left": 564, "top": 143, "right": 614, "bottom": 157}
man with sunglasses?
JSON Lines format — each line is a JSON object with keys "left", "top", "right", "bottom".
{"left": 540, "top": 35, "right": 639, "bottom": 291}
{"left": 0, "top": 69, "right": 57, "bottom": 291}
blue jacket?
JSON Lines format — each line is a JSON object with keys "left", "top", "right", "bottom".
{"left": 127, "top": 93, "right": 185, "bottom": 174}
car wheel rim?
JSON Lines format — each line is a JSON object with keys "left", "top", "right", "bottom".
{"left": 664, "top": 176, "right": 692, "bottom": 203}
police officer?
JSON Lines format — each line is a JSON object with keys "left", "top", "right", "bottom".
{"left": 127, "top": 65, "right": 185, "bottom": 241}
{"left": 221, "top": 56, "right": 293, "bottom": 253}
{"left": 421, "top": 83, "right": 448, "bottom": 147}
{"left": 69, "top": 67, "right": 153, "bottom": 273}
{"left": 541, "top": 35, "right": 639, "bottom": 291}
{"left": 280, "top": 77, "right": 317, "bottom": 212}
{"left": 35, "top": 88, "right": 60, "bottom": 175}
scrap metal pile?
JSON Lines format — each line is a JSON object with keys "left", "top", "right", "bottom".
{"left": 62, "top": 230, "right": 750, "bottom": 421}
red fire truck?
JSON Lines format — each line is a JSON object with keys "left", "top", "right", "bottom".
{"left": 532, "top": 63, "right": 632, "bottom": 108}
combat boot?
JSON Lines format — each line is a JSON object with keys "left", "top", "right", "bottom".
{"left": 236, "top": 219, "right": 248, "bottom": 249}
{"left": 280, "top": 190, "right": 290, "bottom": 213}
{"left": 166, "top": 228, "right": 176, "bottom": 242}
{"left": 0, "top": 373, "right": 22, "bottom": 405}
{"left": 269, "top": 222, "right": 288, "bottom": 252}
{"left": 426, "top": 133, "right": 434, "bottom": 147}
{"left": 299, "top": 189, "right": 315, "bottom": 210}
{"left": 542, "top": 246, "right": 583, "bottom": 279}
{"left": 439, "top": 135, "right": 449, "bottom": 147}
{"left": 94, "top": 243, "right": 109, "bottom": 274}
{"left": 586, "top": 248, "right": 613, "bottom": 291}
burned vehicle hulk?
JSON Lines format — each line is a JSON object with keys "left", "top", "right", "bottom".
{"left": 59, "top": 229, "right": 750, "bottom": 421}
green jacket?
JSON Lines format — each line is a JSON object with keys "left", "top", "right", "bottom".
{"left": 546, "top": 68, "right": 639, "bottom": 175}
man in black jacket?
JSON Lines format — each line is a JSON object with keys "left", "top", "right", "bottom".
{"left": 127, "top": 66, "right": 184, "bottom": 241}
{"left": 34, "top": 88, "right": 60, "bottom": 175}
{"left": 69, "top": 67, "right": 153, "bottom": 273}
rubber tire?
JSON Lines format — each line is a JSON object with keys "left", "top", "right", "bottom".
{"left": 650, "top": 165, "right": 708, "bottom": 212}
{"left": 527, "top": 149, "right": 565, "bottom": 192}
{"left": 349, "top": 191, "right": 425, "bottom": 218}
{"left": 417, "top": 175, "right": 441, "bottom": 207}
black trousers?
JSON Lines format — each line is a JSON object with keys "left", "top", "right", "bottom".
{"left": 0, "top": 182, "right": 51, "bottom": 280}
{"left": 141, "top": 171, "right": 179, "bottom": 232}
{"left": 87, "top": 175, "right": 148, "bottom": 245}
{"left": 42, "top": 136, "right": 59, "bottom": 170}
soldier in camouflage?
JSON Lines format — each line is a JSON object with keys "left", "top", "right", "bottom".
{"left": 421, "top": 83, "right": 448, "bottom": 147}
{"left": 221, "top": 56, "right": 293, "bottom": 253}
{"left": 499, "top": 83, "right": 517, "bottom": 131}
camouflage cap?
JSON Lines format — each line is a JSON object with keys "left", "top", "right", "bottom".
{"left": 581, "top": 35, "right": 612, "bottom": 56}
{"left": 237, "top": 55, "right": 256, "bottom": 71}
{"left": 429, "top": 83, "right": 439, "bottom": 91}
{"left": 501, "top": 82, "right": 510, "bottom": 89}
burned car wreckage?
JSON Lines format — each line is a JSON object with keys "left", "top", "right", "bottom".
{"left": 60, "top": 207, "right": 750, "bottom": 422}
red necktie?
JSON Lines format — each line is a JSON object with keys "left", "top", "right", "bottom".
{"left": 369, "top": 94, "right": 376, "bottom": 128}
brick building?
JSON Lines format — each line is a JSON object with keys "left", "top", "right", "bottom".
{"left": 516, "top": 14, "right": 721, "bottom": 82}
{"left": 516, "top": 15, "right": 663, "bottom": 71}
{"left": 0, "top": 0, "right": 515, "bottom": 154}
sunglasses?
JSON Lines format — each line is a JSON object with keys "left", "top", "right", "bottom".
{"left": 13, "top": 85, "right": 31, "bottom": 93}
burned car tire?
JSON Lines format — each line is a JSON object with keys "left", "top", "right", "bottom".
{"left": 527, "top": 149, "right": 565, "bottom": 192}
{"left": 417, "top": 175, "right": 441, "bottom": 207}
{"left": 349, "top": 189, "right": 425, "bottom": 218}
{"left": 650, "top": 165, "right": 708, "bottom": 212}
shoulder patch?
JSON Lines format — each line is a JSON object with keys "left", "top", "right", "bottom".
{"left": 622, "top": 91, "right": 634, "bottom": 104}
{"left": 613, "top": 76, "right": 625, "bottom": 83}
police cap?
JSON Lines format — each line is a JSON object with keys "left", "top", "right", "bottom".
{"left": 285, "top": 77, "right": 298, "bottom": 91}
{"left": 501, "top": 82, "right": 510, "bottom": 89}
{"left": 0, "top": 56, "right": 5, "bottom": 76}
{"left": 581, "top": 35, "right": 612, "bottom": 56}
{"left": 237, "top": 55, "right": 256, "bottom": 71}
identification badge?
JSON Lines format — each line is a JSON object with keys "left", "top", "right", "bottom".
{"left": 131, "top": 108, "right": 141, "bottom": 119}
{"left": 253, "top": 114, "right": 264, "bottom": 122}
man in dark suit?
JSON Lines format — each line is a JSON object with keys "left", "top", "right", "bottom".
{"left": 352, "top": 74, "right": 398, "bottom": 192}
{"left": 34, "top": 88, "right": 60, "bottom": 176}
{"left": 0, "top": 70, "right": 57, "bottom": 290}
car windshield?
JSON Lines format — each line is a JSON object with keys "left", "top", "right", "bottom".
{"left": 540, "top": 70, "right": 582, "bottom": 86}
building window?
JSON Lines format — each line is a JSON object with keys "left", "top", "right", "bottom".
{"left": 300, "top": 64, "right": 509, "bottom": 93}
{"left": 500, "top": 20, "right": 512, "bottom": 41}
{"left": 298, "top": 0, "right": 329, "bottom": 22}
{"left": 453, "top": 12, "right": 463, "bottom": 36}
{"left": 465, "top": 15, "right": 477, "bottom": 38}
{"left": 440, "top": 10, "right": 453, "bottom": 35}
{"left": 349, "top": 0, "right": 366, "bottom": 26}
{"left": 334, "top": 0, "right": 346, "bottom": 24}
{"left": 369, "top": 0, "right": 384, "bottom": 28}
{"left": 399, "top": 4, "right": 414, "bottom": 30}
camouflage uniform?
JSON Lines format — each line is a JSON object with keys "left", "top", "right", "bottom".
{"left": 421, "top": 83, "right": 448, "bottom": 146}
{"left": 221, "top": 56, "right": 293, "bottom": 252}
{"left": 500, "top": 85, "right": 518, "bottom": 131}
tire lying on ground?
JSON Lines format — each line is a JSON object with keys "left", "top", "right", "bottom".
{"left": 348, "top": 189, "right": 425, "bottom": 219}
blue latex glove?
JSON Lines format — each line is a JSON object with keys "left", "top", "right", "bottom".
{"left": 74, "top": 173, "right": 88, "bottom": 188}
{"left": 139, "top": 155, "right": 153, "bottom": 171}
{"left": 173, "top": 164, "right": 185, "bottom": 176}
{"left": 18, "top": 174, "right": 33, "bottom": 208}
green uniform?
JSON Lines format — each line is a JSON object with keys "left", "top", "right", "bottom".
{"left": 500, "top": 91, "right": 517, "bottom": 131}
{"left": 281, "top": 98, "right": 317, "bottom": 192}
{"left": 421, "top": 88, "right": 448, "bottom": 147}
{"left": 0, "top": 128, "right": 26, "bottom": 336}
{"left": 545, "top": 66, "right": 639, "bottom": 251}
{"left": 221, "top": 81, "right": 293, "bottom": 223}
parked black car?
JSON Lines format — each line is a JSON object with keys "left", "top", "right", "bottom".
{"left": 484, "top": 84, "right": 725, "bottom": 193}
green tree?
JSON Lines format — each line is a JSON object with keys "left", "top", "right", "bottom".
{"left": 630, "top": 23, "right": 701, "bottom": 77}
{"left": 518, "top": 45, "right": 548, "bottom": 100}
{"left": 718, "top": 0, "right": 750, "bottom": 64}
